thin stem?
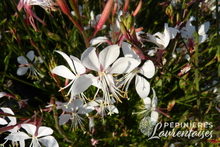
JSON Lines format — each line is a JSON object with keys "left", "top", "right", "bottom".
{"left": 216, "top": 0, "right": 220, "bottom": 98}
{"left": 67, "top": 13, "right": 89, "bottom": 48}
{"left": 195, "top": 0, "right": 201, "bottom": 120}
{"left": 52, "top": 101, "right": 73, "bottom": 143}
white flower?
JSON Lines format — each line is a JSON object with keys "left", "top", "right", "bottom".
{"left": 6, "top": 124, "right": 59, "bottom": 147}
{"left": 88, "top": 97, "right": 118, "bottom": 117}
{"left": 81, "top": 44, "right": 140, "bottom": 104}
{"left": 1, "top": 107, "right": 23, "bottom": 146}
{"left": 59, "top": 99, "right": 94, "bottom": 130}
{"left": 180, "top": 16, "right": 210, "bottom": 44}
{"left": 121, "top": 42, "right": 155, "bottom": 98}
{"left": 84, "top": 11, "right": 106, "bottom": 30}
{"left": 52, "top": 50, "right": 96, "bottom": 99}
{"left": 147, "top": 23, "right": 179, "bottom": 49}
{"left": 71, "top": 5, "right": 83, "bottom": 16}
{"left": 17, "top": 50, "right": 43, "bottom": 79}
{"left": 136, "top": 89, "right": 159, "bottom": 125}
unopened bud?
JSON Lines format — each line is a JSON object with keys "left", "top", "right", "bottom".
{"left": 96, "top": 0, "right": 114, "bottom": 31}
{"left": 132, "top": 0, "right": 142, "bottom": 16}
{"left": 123, "top": 0, "right": 130, "bottom": 12}
{"left": 56, "top": 0, "right": 70, "bottom": 15}
{"left": 126, "top": 14, "right": 134, "bottom": 30}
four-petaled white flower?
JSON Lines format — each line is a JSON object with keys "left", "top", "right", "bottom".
{"left": 5, "top": 123, "right": 59, "bottom": 147}
{"left": 121, "top": 42, "right": 155, "bottom": 98}
{"left": 59, "top": 99, "right": 94, "bottom": 130}
{"left": 88, "top": 97, "right": 118, "bottom": 117}
{"left": 147, "top": 23, "right": 179, "bottom": 49}
{"left": 135, "top": 89, "right": 159, "bottom": 126}
{"left": 17, "top": 50, "right": 43, "bottom": 79}
{"left": 52, "top": 50, "right": 95, "bottom": 100}
{"left": 81, "top": 44, "right": 140, "bottom": 105}
{"left": 142, "top": 89, "right": 159, "bottom": 125}
{"left": 180, "top": 16, "right": 210, "bottom": 44}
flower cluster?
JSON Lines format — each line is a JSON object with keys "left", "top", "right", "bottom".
{"left": 1, "top": 0, "right": 217, "bottom": 146}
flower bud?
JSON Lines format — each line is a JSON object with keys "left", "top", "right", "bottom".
{"left": 55, "top": 0, "right": 70, "bottom": 15}
{"left": 132, "top": 0, "right": 142, "bottom": 16}
{"left": 96, "top": 0, "right": 114, "bottom": 31}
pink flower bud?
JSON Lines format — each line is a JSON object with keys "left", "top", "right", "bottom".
{"left": 96, "top": 0, "right": 114, "bottom": 31}
{"left": 132, "top": 0, "right": 142, "bottom": 17}
{"left": 55, "top": 0, "right": 70, "bottom": 15}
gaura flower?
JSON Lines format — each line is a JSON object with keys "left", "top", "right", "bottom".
{"left": 59, "top": 99, "right": 94, "bottom": 131}
{"left": 81, "top": 44, "right": 139, "bottom": 105}
{"left": 17, "top": 50, "right": 43, "bottom": 79}
{"left": 17, "top": 0, "right": 57, "bottom": 31}
{"left": 1, "top": 107, "right": 23, "bottom": 147}
{"left": 87, "top": 97, "right": 118, "bottom": 117}
{"left": 120, "top": 42, "right": 155, "bottom": 98}
{"left": 0, "top": 107, "right": 15, "bottom": 125}
{"left": 5, "top": 123, "right": 59, "bottom": 147}
{"left": 52, "top": 51, "right": 96, "bottom": 101}
{"left": 84, "top": 11, "right": 106, "bottom": 30}
{"left": 133, "top": 89, "right": 159, "bottom": 125}
{"left": 180, "top": 16, "right": 210, "bottom": 45}
{"left": 18, "top": 99, "right": 28, "bottom": 109}
{"left": 147, "top": 23, "right": 179, "bottom": 49}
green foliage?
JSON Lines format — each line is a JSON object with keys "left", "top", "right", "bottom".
{"left": 0, "top": 0, "right": 219, "bottom": 147}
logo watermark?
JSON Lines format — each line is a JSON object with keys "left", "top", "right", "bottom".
{"left": 140, "top": 117, "right": 213, "bottom": 140}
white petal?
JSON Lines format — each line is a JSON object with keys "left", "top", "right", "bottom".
{"left": 61, "top": 102, "right": 73, "bottom": 112}
{"left": 163, "top": 23, "right": 171, "bottom": 49}
{"left": 198, "top": 21, "right": 210, "bottom": 35}
{"left": 199, "top": 34, "right": 208, "bottom": 44}
{"left": 59, "top": 114, "right": 71, "bottom": 125}
{"left": 52, "top": 65, "right": 75, "bottom": 79}
{"left": 39, "top": 136, "right": 59, "bottom": 147}
{"left": 169, "top": 27, "right": 179, "bottom": 39}
{"left": 71, "top": 74, "right": 95, "bottom": 96}
{"left": 70, "top": 55, "right": 86, "bottom": 74}
{"left": 108, "top": 105, "right": 119, "bottom": 114}
{"left": 135, "top": 76, "right": 150, "bottom": 98}
{"left": 0, "top": 118, "right": 8, "bottom": 125}
{"left": 108, "top": 57, "right": 140, "bottom": 74}
{"left": 151, "top": 89, "right": 158, "bottom": 108}
{"left": 99, "top": 45, "right": 120, "bottom": 71}
{"left": 0, "top": 92, "right": 6, "bottom": 98}
{"left": 17, "top": 67, "right": 29, "bottom": 76}
{"left": 121, "top": 42, "right": 140, "bottom": 61}
{"left": 77, "top": 105, "right": 94, "bottom": 114}
{"left": 26, "top": 50, "right": 35, "bottom": 61}
{"left": 72, "top": 99, "right": 84, "bottom": 111}
{"left": 151, "top": 111, "right": 159, "bottom": 125}
{"left": 90, "top": 36, "right": 108, "bottom": 46}
{"left": 142, "top": 97, "right": 151, "bottom": 110}
{"left": 17, "top": 56, "right": 28, "bottom": 64}
{"left": 0, "top": 107, "right": 14, "bottom": 115}
{"left": 37, "top": 126, "right": 53, "bottom": 137}
{"left": 21, "top": 124, "right": 36, "bottom": 135}
{"left": 87, "top": 101, "right": 99, "bottom": 107}
{"left": 81, "top": 47, "right": 100, "bottom": 71}
{"left": 95, "top": 97, "right": 104, "bottom": 103}
{"left": 55, "top": 50, "right": 75, "bottom": 73}
{"left": 5, "top": 132, "right": 30, "bottom": 141}
{"left": 139, "top": 60, "right": 155, "bottom": 78}
{"left": 0, "top": 108, "right": 16, "bottom": 126}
